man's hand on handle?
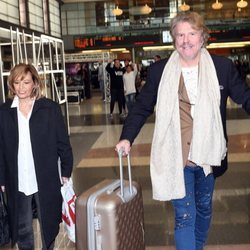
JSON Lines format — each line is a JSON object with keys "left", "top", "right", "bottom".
{"left": 115, "top": 139, "right": 131, "bottom": 156}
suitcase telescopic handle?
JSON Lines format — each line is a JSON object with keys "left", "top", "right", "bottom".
{"left": 118, "top": 149, "right": 133, "bottom": 198}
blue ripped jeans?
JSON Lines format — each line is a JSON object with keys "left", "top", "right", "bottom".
{"left": 172, "top": 166, "right": 215, "bottom": 250}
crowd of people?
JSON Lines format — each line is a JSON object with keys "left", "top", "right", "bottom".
{"left": 105, "top": 58, "right": 140, "bottom": 118}
{"left": 60, "top": 55, "right": 163, "bottom": 109}
{"left": 105, "top": 55, "right": 162, "bottom": 118}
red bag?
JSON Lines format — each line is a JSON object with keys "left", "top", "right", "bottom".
{"left": 61, "top": 179, "right": 77, "bottom": 242}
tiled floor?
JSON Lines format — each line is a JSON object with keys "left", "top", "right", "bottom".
{"left": 3, "top": 91, "right": 250, "bottom": 249}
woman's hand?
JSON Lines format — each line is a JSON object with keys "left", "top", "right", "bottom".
{"left": 115, "top": 139, "right": 131, "bottom": 156}
{"left": 0, "top": 186, "right": 5, "bottom": 192}
{"left": 62, "top": 177, "right": 70, "bottom": 184}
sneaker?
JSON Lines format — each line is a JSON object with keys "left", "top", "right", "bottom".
{"left": 119, "top": 113, "right": 126, "bottom": 118}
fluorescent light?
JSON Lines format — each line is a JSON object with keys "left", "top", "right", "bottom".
{"left": 207, "top": 41, "right": 250, "bottom": 48}
{"left": 143, "top": 41, "right": 250, "bottom": 51}
{"left": 110, "top": 48, "right": 126, "bottom": 52}
{"left": 81, "top": 50, "right": 103, "bottom": 53}
{"left": 208, "top": 44, "right": 244, "bottom": 48}
{"left": 143, "top": 45, "right": 174, "bottom": 51}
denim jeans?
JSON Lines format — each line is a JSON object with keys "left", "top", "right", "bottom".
{"left": 99, "top": 80, "right": 105, "bottom": 99}
{"left": 17, "top": 192, "right": 55, "bottom": 250}
{"left": 172, "top": 166, "right": 215, "bottom": 250}
{"left": 17, "top": 192, "right": 34, "bottom": 250}
{"left": 125, "top": 93, "right": 136, "bottom": 113}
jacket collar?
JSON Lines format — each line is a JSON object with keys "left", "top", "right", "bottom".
{"left": 3, "top": 96, "right": 49, "bottom": 115}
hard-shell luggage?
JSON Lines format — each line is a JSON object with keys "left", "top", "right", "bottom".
{"left": 76, "top": 152, "right": 145, "bottom": 250}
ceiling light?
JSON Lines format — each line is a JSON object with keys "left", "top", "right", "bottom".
{"left": 143, "top": 45, "right": 174, "bottom": 51}
{"left": 237, "top": 0, "right": 248, "bottom": 8}
{"left": 142, "top": 41, "right": 250, "bottom": 51}
{"left": 112, "top": 6, "right": 123, "bottom": 16}
{"left": 208, "top": 41, "right": 250, "bottom": 48}
{"left": 80, "top": 50, "right": 103, "bottom": 54}
{"left": 180, "top": 1, "right": 190, "bottom": 12}
{"left": 129, "top": 4, "right": 152, "bottom": 15}
{"left": 212, "top": 0, "right": 223, "bottom": 10}
{"left": 142, "top": 4, "right": 152, "bottom": 14}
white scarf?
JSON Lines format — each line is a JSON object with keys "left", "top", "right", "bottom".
{"left": 150, "top": 48, "right": 227, "bottom": 201}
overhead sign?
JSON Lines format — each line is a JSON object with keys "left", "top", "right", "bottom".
{"left": 74, "top": 34, "right": 161, "bottom": 49}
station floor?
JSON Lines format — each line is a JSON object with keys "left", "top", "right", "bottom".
{"left": 3, "top": 91, "right": 250, "bottom": 250}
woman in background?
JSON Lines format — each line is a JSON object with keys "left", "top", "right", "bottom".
{"left": 123, "top": 63, "right": 138, "bottom": 113}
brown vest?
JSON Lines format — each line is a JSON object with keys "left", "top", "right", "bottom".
{"left": 178, "top": 76, "right": 194, "bottom": 167}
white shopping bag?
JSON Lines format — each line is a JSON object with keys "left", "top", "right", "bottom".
{"left": 61, "top": 179, "right": 77, "bottom": 242}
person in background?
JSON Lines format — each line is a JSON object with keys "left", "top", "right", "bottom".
{"left": 124, "top": 59, "right": 130, "bottom": 68}
{"left": 76, "top": 65, "right": 84, "bottom": 99}
{"left": 123, "top": 63, "right": 138, "bottom": 113}
{"left": 0, "top": 63, "right": 73, "bottom": 250}
{"left": 106, "top": 59, "right": 126, "bottom": 118}
{"left": 153, "top": 55, "right": 161, "bottom": 62}
{"left": 98, "top": 61, "right": 105, "bottom": 100}
{"left": 115, "top": 11, "right": 250, "bottom": 250}
{"left": 82, "top": 63, "right": 91, "bottom": 99}
{"left": 122, "top": 59, "right": 131, "bottom": 113}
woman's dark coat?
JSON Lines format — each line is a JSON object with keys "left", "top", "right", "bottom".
{"left": 0, "top": 97, "right": 73, "bottom": 247}
{"left": 120, "top": 54, "right": 250, "bottom": 177}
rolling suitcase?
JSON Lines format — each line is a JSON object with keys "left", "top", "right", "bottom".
{"left": 76, "top": 151, "right": 145, "bottom": 250}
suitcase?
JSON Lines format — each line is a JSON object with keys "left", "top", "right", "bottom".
{"left": 76, "top": 152, "right": 145, "bottom": 250}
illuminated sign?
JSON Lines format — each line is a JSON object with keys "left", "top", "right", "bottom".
{"left": 73, "top": 28, "right": 250, "bottom": 50}
{"left": 74, "top": 34, "right": 161, "bottom": 49}
{"left": 209, "top": 28, "right": 250, "bottom": 42}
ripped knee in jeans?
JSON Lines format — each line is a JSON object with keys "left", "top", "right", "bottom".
{"left": 175, "top": 212, "right": 193, "bottom": 229}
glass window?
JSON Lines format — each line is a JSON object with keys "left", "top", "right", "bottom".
{"left": 49, "top": 0, "right": 61, "bottom": 37}
{"left": 0, "top": 0, "right": 19, "bottom": 25}
{"left": 28, "top": 0, "right": 44, "bottom": 33}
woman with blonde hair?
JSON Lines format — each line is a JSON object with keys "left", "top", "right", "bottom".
{"left": 0, "top": 63, "right": 73, "bottom": 249}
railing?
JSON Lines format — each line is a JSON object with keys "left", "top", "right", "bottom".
{"left": 0, "top": 27, "right": 70, "bottom": 134}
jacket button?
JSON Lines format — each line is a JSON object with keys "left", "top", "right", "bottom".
{"left": 187, "top": 142, "right": 190, "bottom": 145}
